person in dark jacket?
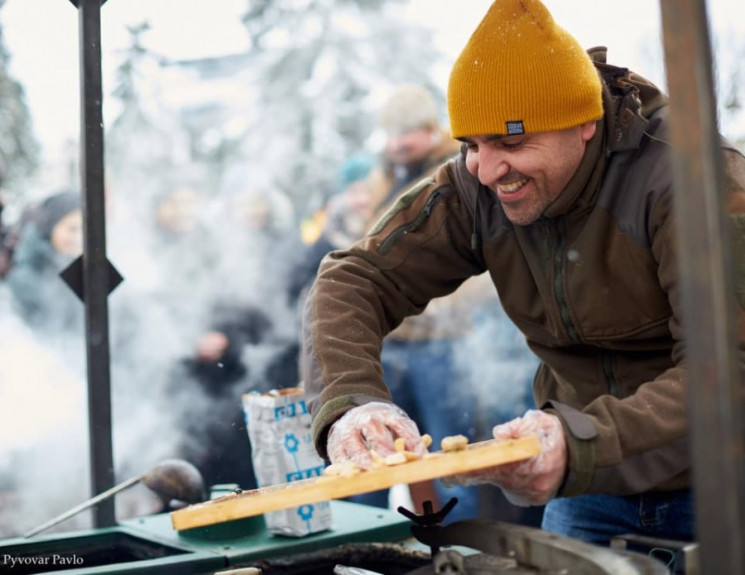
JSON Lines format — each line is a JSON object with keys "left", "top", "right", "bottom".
{"left": 170, "top": 302, "right": 278, "bottom": 490}
{"left": 169, "top": 177, "right": 304, "bottom": 491}
{"left": 301, "top": 0, "right": 745, "bottom": 546}
{"left": 6, "top": 190, "right": 83, "bottom": 335}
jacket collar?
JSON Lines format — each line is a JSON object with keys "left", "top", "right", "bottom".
{"left": 541, "top": 51, "right": 668, "bottom": 219}
{"left": 542, "top": 115, "right": 607, "bottom": 219}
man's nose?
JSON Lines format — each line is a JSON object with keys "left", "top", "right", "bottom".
{"left": 475, "top": 147, "right": 510, "bottom": 186}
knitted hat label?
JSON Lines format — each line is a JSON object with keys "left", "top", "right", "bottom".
{"left": 506, "top": 121, "right": 525, "bottom": 135}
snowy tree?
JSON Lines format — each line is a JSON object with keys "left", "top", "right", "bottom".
{"left": 106, "top": 22, "right": 183, "bottom": 195}
{"left": 105, "top": 1, "right": 448, "bottom": 223}
{"left": 713, "top": 30, "right": 745, "bottom": 149}
{"left": 236, "top": 0, "right": 447, "bottom": 218}
{"left": 0, "top": 0, "right": 39, "bottom": 199}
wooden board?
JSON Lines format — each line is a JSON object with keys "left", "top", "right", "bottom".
{"left": 170, "top": 435, "right": 541, "bottom": 531}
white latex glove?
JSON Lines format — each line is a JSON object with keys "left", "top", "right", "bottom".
{"left": 446, "top": 410, "right": 567, "bottom": 507}
{"left": 326, "top": 402, "right": 427, "bottom": 469}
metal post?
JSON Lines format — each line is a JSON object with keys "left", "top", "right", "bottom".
{"left": 76, "top": 0, "right": 116, "bottom": 527}
{"left": 659, "top": 0, "right": 745, "bottom": 572}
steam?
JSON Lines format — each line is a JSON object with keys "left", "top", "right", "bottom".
{"left": 0, "top": 306, "right": 91, "bottom": 537}
{"left": 0, "top": 0, "right": 547, "bottom": 541}
{"left": 0, "top": 166, "right": 304, "bottom": 537}
{"left": 0, "top": 167, "right": 539, "bottom": 539}
{"left": 452, "top": 296, "right": 539, "bottom": 439}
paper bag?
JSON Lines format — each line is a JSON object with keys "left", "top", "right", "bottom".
{"left": 243, "top": 387, "right": 332, "bottom": 536}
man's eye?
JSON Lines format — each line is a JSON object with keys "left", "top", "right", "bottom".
{"left": 460, "top": 143, "right": 478, "bottom": 156}
{"left": 502, "top": 140, "right": 523, "bottom": 150}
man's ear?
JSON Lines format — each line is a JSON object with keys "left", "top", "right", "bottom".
{"left": 580, "top": 121, "right": 598, "bottom": 143}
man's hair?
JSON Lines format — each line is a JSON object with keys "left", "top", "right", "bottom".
{"left": 447, "top": 0, "right": 603, "bottom": 139}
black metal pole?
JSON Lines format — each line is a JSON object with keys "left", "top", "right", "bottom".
{"left": 659, "top": 0, "right": 745, "bottom": 572}
{"left": 76, "top": 0, "right": 116, "bottom": 527}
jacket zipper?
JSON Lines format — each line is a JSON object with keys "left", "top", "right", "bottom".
{"left": 378, "top": 190, "right": 443, "bottom": 255}
{"left": 602, "top": 352, "right": 619, "bottom": 397}
{"left": 551, "top": 218, "right": 580, "bottom": 343}
{"left": 550, "top": 219, "right": 618, "bottom": 396}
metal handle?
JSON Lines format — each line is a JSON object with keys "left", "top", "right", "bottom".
{"left": 23, "top": 474, "right": 143, "bottom": 538}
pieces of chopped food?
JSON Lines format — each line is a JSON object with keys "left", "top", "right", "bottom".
{"left": 323, "top": 432, "right": 469, "bottom": 477}
{"left": 322, "top": 460, "right": 362, "bottom": 477}
{"left": 401, "top": 450, "right": 422, "bottom": 462}
{"left": 440, "top": 434, "right": 469, "bottom": 452}
{"left": 392, "top": 436, "right": 424, "bottom": 461}
{"left": 394, "top": 437, "right": 406, "bottom": 452}
{"left": 383, "top": 452, "right": 408, "bottom": 466}
{"left": 369, "top": 449, "right": 387, "bottom": 467}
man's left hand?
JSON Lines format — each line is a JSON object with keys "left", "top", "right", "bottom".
{"left": 447, "top": 410, "right": 567, "bottom": 506}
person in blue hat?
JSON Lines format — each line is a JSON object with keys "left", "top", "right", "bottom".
{"left": 290, "top": 154, "right": 376, "bottom": 301}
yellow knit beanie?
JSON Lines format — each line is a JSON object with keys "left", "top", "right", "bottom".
{"left": 447, "top": 0, "right": 603, "bottom": 138}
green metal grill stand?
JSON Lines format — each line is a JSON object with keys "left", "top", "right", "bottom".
{"left": 0, "top": 500, "right": 413, "bottom": 574}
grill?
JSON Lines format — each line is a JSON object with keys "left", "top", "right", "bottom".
{"left": 0, "top": 499, "right": 680, "bottom": 574}
{"left": 232, "top": 510, "right": 674, "bottom": 575}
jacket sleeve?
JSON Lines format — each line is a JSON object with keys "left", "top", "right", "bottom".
{"left": 301, "top": 163, "right": 486, "bottom": 458}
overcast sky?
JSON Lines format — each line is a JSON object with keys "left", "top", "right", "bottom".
{"left": 0, "top": 0, "right": 742, "bottom": 163}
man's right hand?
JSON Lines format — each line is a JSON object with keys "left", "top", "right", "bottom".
{"left": 326, "top": 402, "right": 426, "bottom": 469}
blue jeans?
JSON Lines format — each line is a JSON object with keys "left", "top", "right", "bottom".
{"left": 348, "top": 338, "right": 480, "bottom": 523}
{"left": 542, "top": 491, "right": 695, "bottom": 545}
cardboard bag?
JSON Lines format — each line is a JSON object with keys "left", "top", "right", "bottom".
{"left": 243, "top": 387, "right": 332, "bottom": 536}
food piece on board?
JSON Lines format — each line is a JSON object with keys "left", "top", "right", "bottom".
{"left": 441, "top": 435, "right": 469, "bottom": 452}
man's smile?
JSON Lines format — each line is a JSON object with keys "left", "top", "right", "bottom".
{"left": 496, "top": 177, "right": 531, "bottom": 202}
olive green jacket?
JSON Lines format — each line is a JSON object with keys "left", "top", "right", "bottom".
{"left": 301, "top": 52, "right": 745, "bottom": 497}
{"left": 365, "top": 128, "right": 484, "bottom": 341}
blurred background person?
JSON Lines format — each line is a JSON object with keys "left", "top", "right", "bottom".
{"left": 291, "top": 154, "right": 376, "bottom": 302}
{"left": 103, "top": 172, "right": 229, "bottom": 505}
{"left": 149, "top": 177, "right": 218, "bottom": 297}
{"left": 165, "top": 168, "right": 305, "bottom": 491}
{"left": 5, "top": 189, "right": 83, "bottom": 337}
{"left": 367, "top": 84, "right": 460, "bottom": 210}
{"left": 168, "top": 302, "right": 275, "bottom": 491}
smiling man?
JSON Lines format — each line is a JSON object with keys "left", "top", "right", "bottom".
{"left": 458, "top": 125, "right": 596, "bottom": 226}
{"left": 300, "top": 0, "right": 745, "bottom": 546}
